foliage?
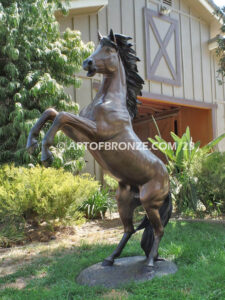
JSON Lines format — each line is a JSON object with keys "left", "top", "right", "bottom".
{"left": 0, "top": 165, "right": 102, "bottom": 246}
{"left": 0, "top": 165, "right": 117, "bottom": 245}
{"left": 50, "top": 133, "right": 86, "bottom": 174}
{"left": 0, "top": 221, "right": 225, "bottom": 299}
{"left": 0, "top": 216, "right": 25, "bottom": 247}
{"left": 215, "top": 6, "right": 225, "bottom": 84}
{"left": 103, "top": 174, "right": 118, "bottom": 192}
{"left": 0, "top": 0, "right": 94, "bottom": 165}
{"left": 195, "top": 151, "right": 225, "bottom": 214}
{"left": 149, "top": 127, "right": 225, "bottom": 173}
{"left": 78, "top": 189, "right": 114, "bottom": 220}
{"left": 149, "top": 127, "right": 225, "bottom": 212}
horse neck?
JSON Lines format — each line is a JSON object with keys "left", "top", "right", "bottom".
{"left": 98, "top": 57, "right": 127, "bottom": 106}
{"left": 81, "top": 58, "right": 128, "bottom": 120}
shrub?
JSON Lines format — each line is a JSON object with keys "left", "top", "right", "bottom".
{"left": 215, "top": 6, "right": 225, "bottom": 84}
{"left": 0, "top": 164, "right": 117, "bottom": 246}
{"left": 0, "top": 165, "right": 99, "bottom": 226}
{"left": 0, "top": 216, "right": 25, "bottom": 247}
{"left": 149, "top": 127, "right": 225, "bottom": 213}
{"left": 50, "top": 133, "right": 86, "bottom": 174}
{"left": 0, "top": 0, "right": 94, "bottom": 165}
{"left": 195, "top": 152, "right": 225, "bottom": 213}
{"left": 169, "top": 171, "right": 198, "bottom": 213}
{"left": 103, "top": 174, "right": 118, "bottom": 192}
{"left": 78, "top": 189, "right": 114, "bottom": 219}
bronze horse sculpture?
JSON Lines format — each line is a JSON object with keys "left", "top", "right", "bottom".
{"left": 27, "top": 29, "right": 172, "bottom": 269}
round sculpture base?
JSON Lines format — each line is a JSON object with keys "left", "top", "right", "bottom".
{"left": 76, "top": 256, "right": 177, "bottom": 288}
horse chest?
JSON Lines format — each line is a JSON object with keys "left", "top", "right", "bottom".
{"left": 94, "top": 102, "right": 128, "bottom": 138}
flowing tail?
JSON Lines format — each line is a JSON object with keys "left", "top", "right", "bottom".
{"left": 135, "top": 192, "right": 172, "bottom": 257}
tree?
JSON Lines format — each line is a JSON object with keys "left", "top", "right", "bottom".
{"left": 0, "top": 0, "right": 94, "bottom": 167}
{"left": 215, "top": 6, "right": 225, "bottom": 84}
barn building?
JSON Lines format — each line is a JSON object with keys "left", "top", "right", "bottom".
{"left": 56, "top": 0, "right": 225, "bottom": 178}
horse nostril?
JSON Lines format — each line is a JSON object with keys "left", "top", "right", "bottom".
{"left": 88, "top": 59, "right": 93, "bottom": 66}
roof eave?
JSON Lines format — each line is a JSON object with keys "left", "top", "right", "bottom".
{"left": 198, "top": 0, "right": 223, "bottom": 23}
{"left": 55, "top": 0, "right": 108, "bottom": 17}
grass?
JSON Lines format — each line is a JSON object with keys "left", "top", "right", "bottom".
{"left": 0, "top": 221, "right": 224, "bottom": 300}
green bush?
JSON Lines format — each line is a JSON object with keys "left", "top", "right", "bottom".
{"left": 0, "top": 0, "right": 94, "bottom": 164}
{"left": 78, "top": 189, "right": 114, "bottom": 220}
{"left": 195, "top": 152, "right": 225, "bottom": 213}
{"left": 149, "top": 127, "right": 225, "bottom": 213}
{"left": 49, "top": 133, "right": 86, "bottom": 174}
{"left": 0, "top": 165, "right": 99, "bottom": 225}
{"left": 0, "top": 216, "right": 25, "bottom": 247}
{"left": 0, "top": 164, "right": 116, "bottom": 246}
{"left": 103, "top": 174, "right": 118, "bottom": 192}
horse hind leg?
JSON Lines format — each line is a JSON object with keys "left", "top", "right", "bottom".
{"left": 140, "top": 180, "right": 169, "bottom": 268}
{"left": 102, "top": 183, "right": 140, "bottom": 266}
{"left": 145, "top": 208, "right": 164, "bottom": 267}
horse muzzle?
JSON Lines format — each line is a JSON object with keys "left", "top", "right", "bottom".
{"left": 83, "top": 58, "right": 97, "bottom": 77}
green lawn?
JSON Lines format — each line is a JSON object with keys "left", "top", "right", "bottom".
{"left": 0, "top": 221, "right": 224, "bottom": 300}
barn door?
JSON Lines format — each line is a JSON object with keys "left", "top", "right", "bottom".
{"left": 133, "top": 109, "right": 180, "bottom": 163}
{"left": 144, "top": 8, "right": 181, "bottom": 86}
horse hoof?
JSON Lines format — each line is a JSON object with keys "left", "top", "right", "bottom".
{"left": 41, "top": 154, "right": 53, "bottom": 167}
{"left": 154, "top": 256, "right": 166, "bottom": 262}
{"left": 145, "top": 258, "right": 154, "bottom": 269}
{"left": 26, "top": 140, "right": 38, "bottom": 154}
{"left": 102, "top": 259, "right": 114, "bottom": 266}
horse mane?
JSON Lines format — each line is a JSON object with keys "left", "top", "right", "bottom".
{"left": 101, "top": 33, "right": 145, "bottom": 119}
{"left": 115, "top": 34, "right": 145, "bottom": 119}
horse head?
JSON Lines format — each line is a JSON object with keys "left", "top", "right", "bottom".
{"left": 83, "top": 29, "right": 119, "bottom": 77}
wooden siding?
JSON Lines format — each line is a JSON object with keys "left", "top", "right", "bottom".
{"left": 56, "top": 0, "right": 225, "bottom": 177}
{"left": 57, "top": 0, "right": 225, "bottom": 104}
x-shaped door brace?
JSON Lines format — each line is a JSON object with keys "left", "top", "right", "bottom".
{"left": 144, "top": 8, "right": 181, "bottom": 86}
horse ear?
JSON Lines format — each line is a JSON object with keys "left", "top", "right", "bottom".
{"left": 97, "top": 31, "right": 103, "bottom": 41}
{"left": 109, "top": 29, "right": 116, "bottom": 42}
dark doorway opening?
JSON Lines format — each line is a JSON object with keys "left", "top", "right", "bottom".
{"left": 133, "top": 98, "right": 213, "bottom": 162}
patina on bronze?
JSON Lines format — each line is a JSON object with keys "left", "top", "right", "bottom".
{"left": 27, "top": 29, "right": 172, "bottom": 269}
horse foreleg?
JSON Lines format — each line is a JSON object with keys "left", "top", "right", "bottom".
{"left": 102, "top": 183, "right": 140, "bottom": 266}
{"left": 41, "top": 111, "right": 97, "bottom": 165}
{"left": 26, "top": 108, "right": 58, "bottom": 153}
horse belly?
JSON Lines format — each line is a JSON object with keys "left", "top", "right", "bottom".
{"left": 99, "top": 147, "right": 167, "bottom": 185}
{"left": 90, "top": 128, "right": 168, "bottom": 185}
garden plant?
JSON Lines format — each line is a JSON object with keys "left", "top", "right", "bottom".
{"left": 0, "top": 165, "right": 112, "bottom": 247}
{"left": 149, "top": 127, "right": 225, "bottom": 214}
{"left": 0, "top": 0, "right": 93, "bottom": 171}
{"left": 215, "top": 5, "right": 225, "bottom": 84}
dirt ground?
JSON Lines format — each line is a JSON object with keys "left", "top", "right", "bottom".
{"left": 0, "top": 213, "right": 124, "bottom": 287}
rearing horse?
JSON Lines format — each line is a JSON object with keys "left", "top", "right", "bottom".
{"left": 27, "top": 29, "right": 172, "bottom": 269}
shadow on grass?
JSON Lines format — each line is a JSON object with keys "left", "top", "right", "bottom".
{"left": 0, "top": 221, "right": 224, "bottom": 300}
